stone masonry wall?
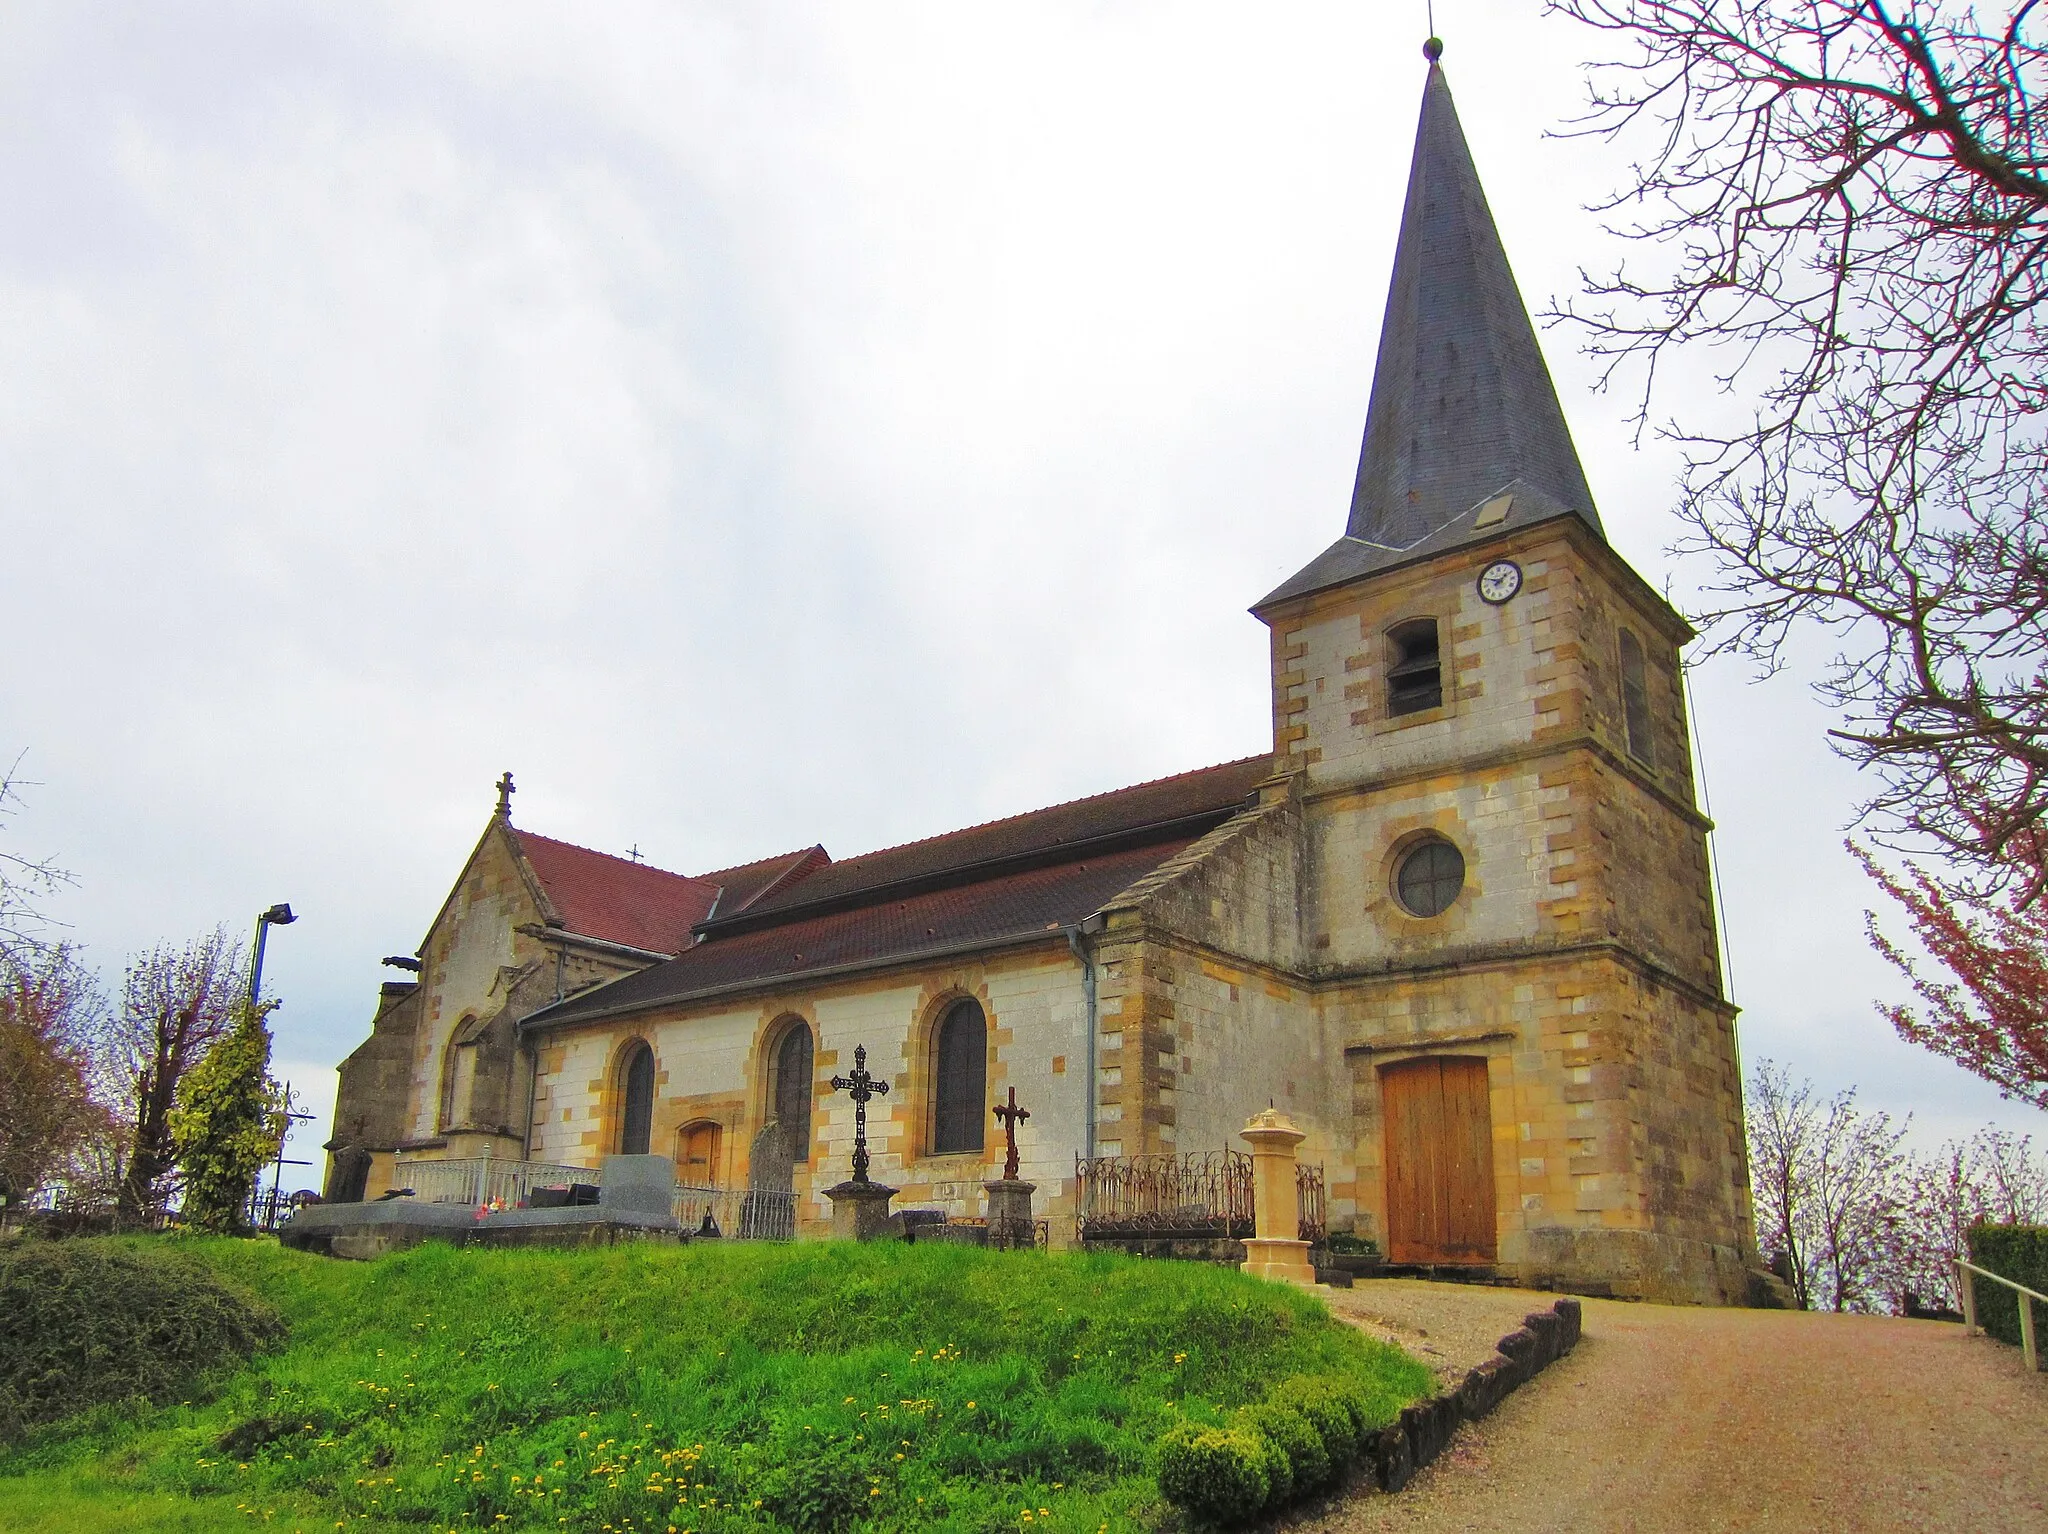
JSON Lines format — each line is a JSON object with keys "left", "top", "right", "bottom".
{"left": 524, "top": 944, "right": 1092, "bottom": 1238}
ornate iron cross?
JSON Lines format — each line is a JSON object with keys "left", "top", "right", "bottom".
{"left": 993, "top": 1086, "right": 1030, "bottom": 1180}
{"left": 830, "top": 1043, "right": 890, "bottom": 1183}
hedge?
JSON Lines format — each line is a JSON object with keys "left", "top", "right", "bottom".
{"left": 1966, "top": 1223, "right": 2048, "bottom": 1351}
{"left": 0, "top": 1240, "right": 286, "bottom": 1441}
{"left": 1156, "top": 1371, "right": 1376, "bottom": 1525}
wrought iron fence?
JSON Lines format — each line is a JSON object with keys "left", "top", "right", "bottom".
{"left": 1296, "top": 1162, "right": 1327, "bottom": 1245}
{"left": 1075, "top": 1149, "right": 1254, "bottom": 1240}
{"left": 916, "top": 1215, "right": 1050, "bottom": 1250}
{"left": 675, "top": 1183, "right": 798, "bottom": 1241}
{"left": 394, "top": 1156, "right": 593, "bottom": 1209}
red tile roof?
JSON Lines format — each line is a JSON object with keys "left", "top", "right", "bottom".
{"left": 514, "top": 832, "right": 720, "bottom": 955}
{"left": 512, "top": 835, "right": 829, "bottom": 957}
{"left": 533, "top": 836, "right": 1203, "bottom": 1024}
{"left": 527, "top": 755, "right": 1274, "bottom": 1027}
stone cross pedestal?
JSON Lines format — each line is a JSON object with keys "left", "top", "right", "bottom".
{"left": 825, "top": 1177, "right": 899, "bottom": 1240}
{"left": 1239, "top": 1107, "right": 1317, "bottom": 1287}
{"left": 983, "top": 1177, "right": 1036, "bottom": 1249}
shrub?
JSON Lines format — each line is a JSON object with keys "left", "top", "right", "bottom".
{"left": 1967, "top": 1223, "right": 2048, "bottom": 1350}
{"left": 1156, "top": 1420, "right": 1271, "bottom": 1525}
{"left": 0, "top": 1240, "right": 285, "bottom": 1440}
{"left": 1270, "top": 1374, "right": 1361, "bottom": 1468}
{"left": 1239, "top": 1400, "right": 1329, "bottom": 1496}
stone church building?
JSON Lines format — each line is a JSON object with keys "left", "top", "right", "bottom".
{"left": 326, "top": 56, "right": 1757, "bottom": 1304}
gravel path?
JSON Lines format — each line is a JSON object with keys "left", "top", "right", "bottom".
{"left": 1285, "top": 1286, "right": 2048, "bottom": 1533}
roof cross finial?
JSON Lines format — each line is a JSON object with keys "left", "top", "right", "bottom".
{"left": 627, "top": 843, "right": 643, "bottom": 864}
{"left": 495, "top": 771, "right": 516, "bottom": 819}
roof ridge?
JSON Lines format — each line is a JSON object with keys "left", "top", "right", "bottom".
{"left": 513, "top": 827, "right": 709, "bottom": 886}
{"left": 694, "top": 845, "right": 825, "bottom": 883}
{"left": 826, "top": 755, "right": 1270, "bottom": 867}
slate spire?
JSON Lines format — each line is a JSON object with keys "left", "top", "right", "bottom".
{"left": 1347, "top": 48, "right": 1599, "bottom": 549}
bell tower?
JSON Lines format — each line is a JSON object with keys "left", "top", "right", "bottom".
{"left": 1255, "top": 44, "right": 1756, "bottom": 1301}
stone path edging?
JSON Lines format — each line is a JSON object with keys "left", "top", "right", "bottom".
{"left": 1373, "top": 1296, "right": 1582, "bottom": 1492}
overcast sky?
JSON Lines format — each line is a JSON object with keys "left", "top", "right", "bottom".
{"left": 3, "top": 1, "right": 2035, "bottom": 1184}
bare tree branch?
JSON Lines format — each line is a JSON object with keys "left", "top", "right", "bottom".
{"left": 1550, "top": 1, "right": 2048, "bottom": 900}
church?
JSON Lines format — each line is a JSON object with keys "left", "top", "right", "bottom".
{"left": 324, "top": 52, "right": 1759, "bottom": 1305}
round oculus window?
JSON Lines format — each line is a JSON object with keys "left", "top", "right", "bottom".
{"left": 1395, "top": 839, "right": 1465, "bottom": 917}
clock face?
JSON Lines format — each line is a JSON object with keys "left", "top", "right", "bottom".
{"left": 1478, "top": 559, "right": 1522, "bottom": 605}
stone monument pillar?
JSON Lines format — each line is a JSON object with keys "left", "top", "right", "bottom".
{"left": 1239, "top": 1107, "right": 1317, "bottom": 1286}
{"left": 984, "top": 1087, "right": 1036, "bottom": 1249}
{"left": 825, "top": 1177, "right": 899, "bottom": 1240}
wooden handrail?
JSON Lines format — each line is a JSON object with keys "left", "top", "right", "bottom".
{"left": 1956, "top": 1258, "right": 2048, "bottom": 1373}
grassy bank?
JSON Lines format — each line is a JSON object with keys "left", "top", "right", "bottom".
{"left": 0, "top": 1236, "right": 1428, "bottom": 1532}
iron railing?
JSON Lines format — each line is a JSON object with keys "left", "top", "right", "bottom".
{"left": 1296, "top": 1162, "right": 1328, "bottom": 1245}
{"left": 394, "top": 1156, "right": 593, "bottom": 1209}
{"left": 675, "top": 1183, "right": 798, "bottom": 1241}
{"left": 1075, "top": 1149, "right": 1254, "bottom": 1240}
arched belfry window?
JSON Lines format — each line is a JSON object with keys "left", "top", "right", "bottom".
{"left": 1388, "top": 619, "right": 1443, "bottom": 716}
{"left": 618, "top": 1041, "right": 655, "bottom": 1156}
{"left": 1619, "top": 628, "right": 1656, "bottom": 766}
{"left": 931, "top": 999, "right": 988, "bottom": 1156}
{"left": 771, "top": 1022, "right": 814, "bottom": 1161}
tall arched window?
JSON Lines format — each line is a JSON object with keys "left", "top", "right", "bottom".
{"left": 618, "top": 1041, "right": 655, "bottom": 1156}
{"left": 1387, "top": 619, "right": 1443, "bottom": 716}
{"left": 771, "top": 1022, "right": 814, "bottom": 1163}
{"left": 1619, "top": 628, "right": 1656, "bottom": 766}
{"left": 931, "top": 998, "right": 988, "bottom": 1156}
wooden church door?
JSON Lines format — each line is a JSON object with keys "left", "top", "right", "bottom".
{"left": 1380, "top": 1055, "right": 1497, "bottom": 1264}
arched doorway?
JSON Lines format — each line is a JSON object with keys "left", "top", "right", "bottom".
{"left": 617, "top": 1041, "right": 655, "bottom": 1156}
{"left": 1379, "top": 1055, "right": 1497, "bottom": 1263}
{"left": 677, "top": 1121, "right": 722, "bottom": 1186}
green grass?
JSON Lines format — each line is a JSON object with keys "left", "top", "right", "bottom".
{"left": 0, "top": 1236, "right": 1429, "bottom": 1533}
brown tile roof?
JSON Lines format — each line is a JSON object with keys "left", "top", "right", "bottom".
{"left": 706, "top": 756, "right": 1273, "bottom": 934}
{"left": 699, "top": 845, "right": 831, "bottom": 918}
{"left": 512, "top": 834, "right": 830, "bottom": 957}
{"left": 524, "top": 755, "right": 1273, "bottom": 1027}
{"left": 530, "top": 836, "right": 1204, "bottom": 1025}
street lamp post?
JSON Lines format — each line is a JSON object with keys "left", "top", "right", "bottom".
{"left": 248, "top": 902, "right": 296, "bottom": 1004}
{"left": 245, "top": 902, "right": 298, "bottom": 1229}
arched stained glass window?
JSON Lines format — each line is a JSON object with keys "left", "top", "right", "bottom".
{"left": 619, "top": 1041, "right": 655, "bottom": 1156}
{"left": 931, "top": 999, "right": 988, "bottom": 1156}
{"left": 772, "top": 1022, "right": 814, "bottom": 1161}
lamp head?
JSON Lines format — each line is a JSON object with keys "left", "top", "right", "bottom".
{"left": 262, "top": 903, "right": 296, "bottom": 926}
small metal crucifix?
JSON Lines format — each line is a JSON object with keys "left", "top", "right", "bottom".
{"left": 830, "top": 1043, "right": 890, "bottom": 1183}
{"left": 992, "top": 1086, "right": 1030, "bottom": 1180}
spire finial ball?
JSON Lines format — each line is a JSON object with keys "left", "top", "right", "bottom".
{"left": 1423, "top": 36, "right": 1444, "bottom": 62}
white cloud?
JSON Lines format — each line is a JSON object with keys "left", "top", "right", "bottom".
{"left": 1, "top": 1, "right": 2034, "bottom": 1181}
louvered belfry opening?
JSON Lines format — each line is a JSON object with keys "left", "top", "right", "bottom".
{"left": 932, "top": 998, "right": 988, "bottom": 1155}
{"left": 1387, "top": 618, "right": 1443, "bottom": 715}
